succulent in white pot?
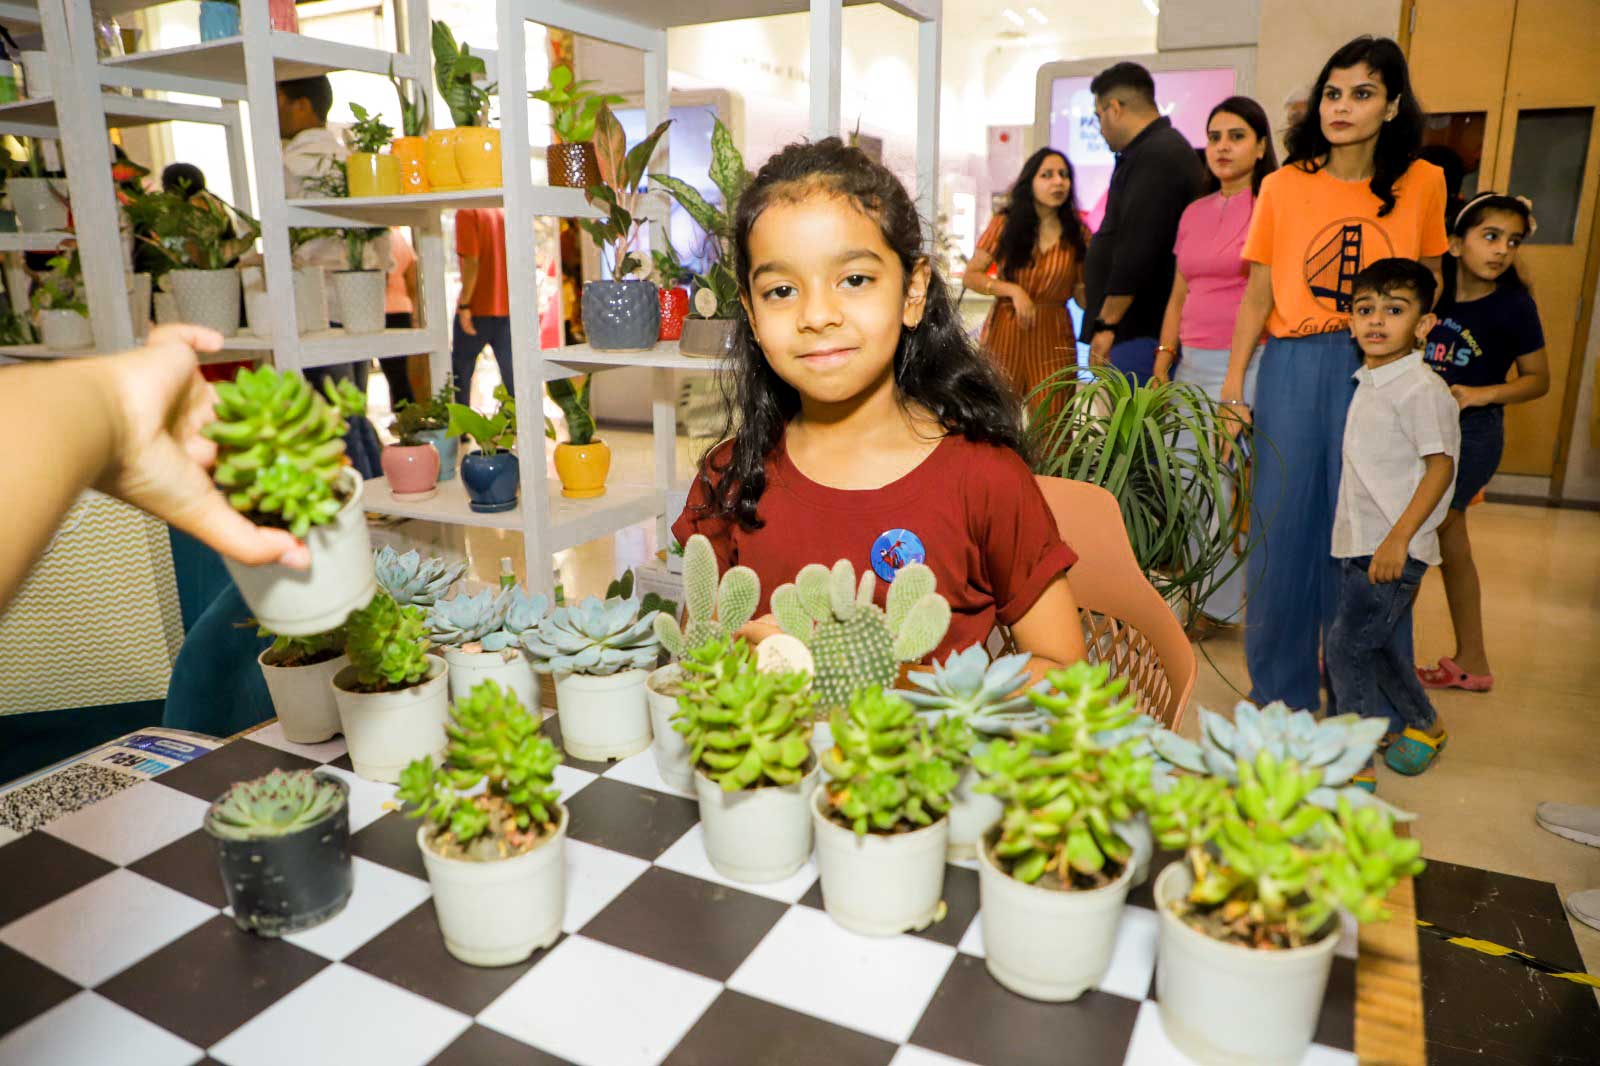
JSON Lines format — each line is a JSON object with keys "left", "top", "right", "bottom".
{"left": 523, "top": 594, "right": 662, "bottom": 761}
{"left": 30, "top": 249, "right": 93, "bottom": 350}
{"left": 331, "top": 593, "right": 449, "bottom": 783}
{"left": 374, "top": 546, "right": 467, "bottom": 608}
{"left": 430, "top": 585, "right": 546, "bottom": 713}
{"left": 256, "top": 626, "right": 348, "bottom": 744}
{"left": 129, "top": 187, "right": 258, "bottom": 337}
{"left": 333, "top": 228, "right": 387, "bottom": 335}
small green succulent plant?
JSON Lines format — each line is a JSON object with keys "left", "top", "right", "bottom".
{"left": 397, "top": 680, "right": 563, "bottom": 861}
{"left": 771, "top": 559, "right": 951, "bottom": 711}
{"left": 673, "top": 638, "right": 815, "bottom": 790}
{"left": 345, "top": 592, "right": 432, "bottom": 692}
{"left": 821, "top": 687, "right": 969, "bottom": 837}
{"left": 259, "top": 625, "right": 345, "bottom": 668}
{"left": 206, "top": 770, "right": 344, "bottom": 841}
{"left": 205, "top": 366, "right": 368, "bottom": 537}
{"left": 374, "top": 547, "right": 467, "bottom": 607}
{"left": 902, "top": 645, "right": 1043, "bottom": 735}
{"left": 654, "top": 534, "right": 760, "bottom": 659}
{"left": 522, "top": 594, "right": 660, "bottom": 675}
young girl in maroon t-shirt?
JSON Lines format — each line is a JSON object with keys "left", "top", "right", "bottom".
{"left": 673, "top": 138, "right": 1086, "bottom": 680}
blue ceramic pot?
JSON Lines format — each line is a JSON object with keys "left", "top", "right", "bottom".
{"left": 199, "top": 1, "right": 242, "bottom": 41}
{"left": 460, "top": 451, "right": 519, "bottom": 513}
{"left": 414, "top": 428, "right": 458, "bottom": 482}
{"left": 581, "top": 279, "right": 660, "bottom": 351}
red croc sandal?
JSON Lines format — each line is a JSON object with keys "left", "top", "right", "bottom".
{"left": 1416, "top": 657, "right": 1493, "bottom": 692}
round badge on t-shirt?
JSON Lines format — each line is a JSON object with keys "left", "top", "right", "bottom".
{"left": 870, "top": 528, "right": 927, "bottom": 582}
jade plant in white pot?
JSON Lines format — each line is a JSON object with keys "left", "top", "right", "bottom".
{"left": 205, "top": 366, "right": 376, "bottom": 636}
{"left": 331, "top": 592, "right": 449, "bottom": 783}
{"left": 523, "top": 594, "right": 661, "bottom": 761}
{"left": 397, "top": 680, "right": 567, "bottom": 967}
{"left": 430, "top": 585, "right": 547, "bottom": 713}
{"left": 256, "top": 626, "right": 347, "bottom": 744}
{"left": 674, "top": 637, "right": 817, "bottom": 882}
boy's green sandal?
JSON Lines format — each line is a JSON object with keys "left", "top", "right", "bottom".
{"left": 1351, "top": 758, "right": 1378, "bottom": 793}
{"left": 1385, "top": 728, "right": 1448, "bottom": 775}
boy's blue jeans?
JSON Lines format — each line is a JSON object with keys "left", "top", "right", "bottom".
{"left": 1324, "top": 556, "right": 1438, "bottom": 733}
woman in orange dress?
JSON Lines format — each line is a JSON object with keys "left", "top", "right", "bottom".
{"left": 963, "top": 147, "right": 1088, "bottom": 403}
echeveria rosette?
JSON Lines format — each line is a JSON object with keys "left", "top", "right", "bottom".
{"left": 427, "top": 588, "right": 509, "bottom": 648}
{"left": 345, "top": 593, "right": 432, "bottom": 692}
{"left": 821, "top": 686, "right": 965, "bottom": 837}
{"left": 375, "top": 547, "right": 467, "bottom": 607}
{"left": 522, "top": 594, "right": 660, "bottom": 675}
{"left": 483, "top": 587, "right": 550, "bottom": 653}
{"left": 902, "top": 645, "right": 1043, "bottom": 735}
{"left": 206, "top": 770, "right": 343, "bottom": 841}
{"left": 672, "top": 638, "right": 815, "bottom": 790}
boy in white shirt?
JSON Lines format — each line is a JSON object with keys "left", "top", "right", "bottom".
{"left": 1327, "top": 258, "right": 1460, "bottom": 786}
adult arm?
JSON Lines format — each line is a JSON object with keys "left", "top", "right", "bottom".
{"left": 1155, "top": 271, "right": 1188, "bottom": 382}
{"left": 456, "top": 255, "right": 480, "bottom": 335}
{"left": 1008, "top": 574, "right": 1088, "bottom": 685}
{"left": 961, "top": 247, "right": 1036, "bottom": 329}
{"left": 1454, "top": 347, "right": 1550, "bottom": 409}
{"left": 403, "top": 259, "right": 420, "bottom": 313}
{"left": 1220, "top": 262, "right": 1274, "bottom": 421}
{"left": 1369, "top": 452, "right": 1454, "bottom": 583}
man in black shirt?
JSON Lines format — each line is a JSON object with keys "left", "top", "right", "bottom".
{"left": 1080, "top": 62, "right": 1205, "bottom": 385}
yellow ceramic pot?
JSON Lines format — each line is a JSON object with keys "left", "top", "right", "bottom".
{"left": 424, "top": 129, "right": 463, "bottom": 191}
{"left": 392, "top": 136, "right": 429, "bottom": 194}
{"left": 347, "top": 152, "right": 401, "bottom": 198}
{"left": 554, "top": 440, "right": 611, "bottom": 499}
{"left": 454, "top": 126, "right": 502, "bottom": 189}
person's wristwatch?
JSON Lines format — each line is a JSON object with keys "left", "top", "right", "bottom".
{"left": 1091, "top": 318, "right": 1114, "bottom": 336}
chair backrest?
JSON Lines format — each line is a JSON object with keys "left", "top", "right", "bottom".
{"left": 1034, "top": 476, "right": 1196, "bottom": 730}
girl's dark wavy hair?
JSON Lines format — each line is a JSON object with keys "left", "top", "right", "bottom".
{"left": 702, "top": 136, "right": 1027, "bottom": 532}
{"left": 1202, "top": 96, "right": 1278, "bottom": 196}
{"left": 1440, "top": 192, "right": 1534, "bottom": 305}
{"left": 994, "top": 147, "right": 1086, "bottom": 278}
{"left": 1285, "top": 36, "right": 1423, "bottom": 218}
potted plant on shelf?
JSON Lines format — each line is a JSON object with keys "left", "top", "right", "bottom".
{"left": 814, "top": 686, "right": 967, "bottom": 935}
{"left": 430, "top": 21, "right": 498, "bottom": 190}
{"left": 333, "top": 226, "right": 388, "bottom": 335}
{"left": 375, "top": 545, "right": 466, "bottom": 607}
{"left": 651, "top": 115, "right": 749, "bottom": 359}
{"left": 545, "top": 374, "right": 609, "bottom": 499}
{"left": 332, "top": 592, "right": 450, "bottom": 783}
{"left": 448, "top": 385, "right": 518, "bottom": 513}
{"left": 256, "top": 626, "right": 348, "bottom": 744}
{"left": 396, "top": 377, "right": 459, "bottom": 481}
{"left": 577, "top": 105, "right": 671, "bottom": 351}
{"left": 397, "top": 680, "right": 567, "bottom": 966}
{"left": 648, "top": 533, "right": 760, "bottom": 791}
{"left": 389, "top": 60, "right": 430, "bottom": 195}
{"left": 675, "top": 638, "right": 818, "bottom": 880}
{"left": 523, "top": 593, "right": 662, "bottom": 761}
{"left": 382, "top": 399, "right": 443, "bottom": 501}
{"left": 1149, "top": 720, "right": 1423, "bottom": 1066}
{"left": 429, "top": 585, "right": 547, "bottom": 713}
{"left": 204, "top": 770, "right": 353, "bottom": 936}
{"left": 652, "top": 237, "right": 692, "bottom": 342}
{"left": 971, "top": 661, "right": 1154, "bottom": 1001}
{"left": 128, "top": 187, "right": 259, "bottom": 337}
{"left": 205, "top": 367, "right": 375, "bottom": 635}
{"left": 6, "top": 138, "right": 67, "bottom": 232}
{"left": 31, "top": 249, "right": 92, "bottom": 349}
{"left": 531, "top": 64, "right": 622, "bottom": 189}
{"left": 345, "top": 103, "right": 399, "bottom": 198}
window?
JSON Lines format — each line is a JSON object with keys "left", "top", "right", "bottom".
{"left": 1507, "top": 107, "right": 1594, "bottom": 245}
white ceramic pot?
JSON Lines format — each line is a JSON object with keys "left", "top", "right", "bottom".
{"left": 224, "top": 469, "right": 376, "bottom": 637}
{"left": 244, "top": 290, "right": 273, "bottom": 338}
{"left": 811, "top": 788, "right": 949, "bottom": 936}
{"left": 976, "top": 832, "right": 1134, "bottom": 1001}
{"left": 19, "top": 51, "right": 48, "bottom": 97}
{"left": 333, "top": 270, "right": 385, "bottom": 335}
{"left": 946, "top": 767, "right": 1002, "bottom": 861}
{"left": 1154, "top": 862, "right": 1339, "bottom": 1066}
{"left": 418, "top": 804, "right": 567, "bottom": 966}
{"left": 257, "top": 650, "right": 348, "bottom": 744}
{"left": 8, "top": 177, "right": 68, "bottom": 232}
{"left": 647, "top": 664, "right": 691, "bottom": 791}
{"left": 127, "top": 272, "right": 152, "bottom": 340}
{"left": 332, "top": 654, "right": 450, "bottom": 783}
{"left": 37, "top": 309, "right": 93, "bottom": 350}
{"left": 695, "top": 760, "right": 820, "bottom": 883}
{"left": 294, "top": 267, "right": 329, "bottom": 334}
{"left": 170, "top": 267, "right": 241, "bottom": 337}
{"left": 153, "top": 291, "right": 178, "bottom": 325}
{"left": 442, "top": 646, "right": 539, "bottom": 712}
{"left": 1119, "top": 813, "right": 1154, "bottom": 888}
{"left": 553, "top": 669, "right": 651, "bottom": 761}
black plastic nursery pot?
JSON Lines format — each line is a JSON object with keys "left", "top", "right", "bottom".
{"left": 205, "top": 775, "right": 354, "bottom": 937}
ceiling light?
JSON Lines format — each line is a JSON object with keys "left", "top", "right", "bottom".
{"left": 1141, "top": 0, "right": 1160, "bottom": 16}
{"left": 1026, "top": 6, "right": 1048, "bottom": 23}
{"left": 1001, "top": 8, "right": 1025, "bottom": 28}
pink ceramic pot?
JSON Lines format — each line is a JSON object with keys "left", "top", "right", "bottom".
{"left": 381, "top": 444, "right": 440, "bottom": 501}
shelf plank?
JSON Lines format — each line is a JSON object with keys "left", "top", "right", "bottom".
{"left": 0, "top": 93, "right": 232, "bottom": 133}
{"left": 362, "top": 477, "right": 523, "bottom": 531}
{"left": 0, "top": 231, "right": 72, "bottom": 252}
{"left": 0, "top": 1, "right": 38, "bottom": 29}
{"left": 297, "top": 328, "right": 441, "bottom": 368}
{"left": 517, "top": 0, "right": 909, "bottom": 31}
{"left": 101, "top": 32, "right": 416, "bottom": 89}
{"left": 545, "top": 341, "right": 725, "bottom": 372}
{"left": 362, "top": 474, "right": 662, "bottom": 551}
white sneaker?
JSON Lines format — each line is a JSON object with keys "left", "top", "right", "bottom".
{"left": 1566, "top": 889, "right": 1600, "bottom": 933}
{"left": 1535, "top": 803, "right": 1600, "bottom": 848}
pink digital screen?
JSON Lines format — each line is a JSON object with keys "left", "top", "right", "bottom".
{"left": 1049, "top": 68, "right": 1238, "bottom": 230}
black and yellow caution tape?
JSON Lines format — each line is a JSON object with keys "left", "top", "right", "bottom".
{"left": 1416, "top": 919, "right": 1600, "bottom": 988}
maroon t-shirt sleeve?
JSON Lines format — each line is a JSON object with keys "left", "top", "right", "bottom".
{"left": 670, "top": 442, "right": 736, "bottom": 573}
{"left": 973, "top": 449, "right": 1078, "bottom": 626}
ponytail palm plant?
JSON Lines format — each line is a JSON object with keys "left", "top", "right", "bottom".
{"left": 1026, "top": 366, "right": 1260, "bottom": 620}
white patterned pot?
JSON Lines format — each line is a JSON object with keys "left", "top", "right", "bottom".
{"left": 294, "top": 267, "right": 329, "bottom": 334}
{"left": 976, "top": 831, "right": 1133, "bottom": 1001}
{"left": 127, "top": 272, "right": 152, "bottom": 340}
{"left": 333, "top": 269, "right": 385, "bottom": 335}
{"left": 153, "top": 291, "right": 179, "bottom": 325}
{"left": 170, "top": 267, "right": 241, "bottom": 337}
{"left": 553, "top": 669, "right": 651, "bottom": 761}
{"left": 811, "top": 788, "right": 949, "bottom": 936}
{"left": 647, "top": 664, "right": 691, "bottom": 791}
{"left": 244, "top": 290, "right": 274, "bottom": 338}
{"left": 257, "top": 650, "right": 348, "bottom": 744}
{"left": 37, "top": 309, "right": 93, "bottom": 350}
{"left": 8, "top": 176, "right": 68, "bottom": 232}
{"left": 418, "top": 804, "right": 566, "bottom": 967}
{"left": 946, "top": 766, "right": 1002, "bottom": 861}
{"left": 332, "top": 654, "right": 450, "bottom": 783}
{"left": 695, "top": 760, "right": 819, "bottom": 883}
{"left": 224, "top": 469, "right": 376, "bottom": 637}
{"left": 1154, "top": 862, "right": 1339, "bottom": 1066}
{"left": 442, "top": 646, "right": 539, "bottom": 712}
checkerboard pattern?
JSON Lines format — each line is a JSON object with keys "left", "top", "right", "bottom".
{"left": 0, "top": 721, "right": 1359, "bottom": 1066}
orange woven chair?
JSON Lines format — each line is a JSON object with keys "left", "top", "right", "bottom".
{"left": 1034, "top": 476, "right": 1196, "bottom": 730}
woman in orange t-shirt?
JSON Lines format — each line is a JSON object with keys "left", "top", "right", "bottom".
{"left": 1219, "top": 36, "right": 1448, "bottom": 715}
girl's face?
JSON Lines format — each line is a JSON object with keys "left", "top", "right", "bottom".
{"left": 1451, "top": 209, "right": 1528, "bottom": 283}
{"left": 1319, "top": 63, "right": 1399, "bottom": 146}
{"left": 741, "top": 192, "right": 929, "bottom": 407}
{"left": 1031, "top": 154, "right": 1071, "bottom": 212}
{"left": 1205, "top": 111, "right": 1264, "bottom": 187}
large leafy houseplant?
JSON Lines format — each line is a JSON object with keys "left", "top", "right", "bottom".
{"left": 650, "top": 115, "right": 748, "bottom": 320}
{"left": 530, "top": 65, "right": 622, "bottom": 145}
{"left": 431, "top": 20, "right": 492, "bottom": 127}
{"left": 30, "top": 250, "right": 86, "bottom": 315}
{"left": 578, "top": 105, "right": 671, "bottom": 279}
{"left": 447, "top": 384, "right": 516, "bottom": 456}
{"left": 127, "top": 187, "right": 259, "bottom": 271}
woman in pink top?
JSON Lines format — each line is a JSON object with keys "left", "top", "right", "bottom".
{"left": 379, "top": 230, "right": 421, "bottom": 406}
{"left": 1154, "top": 96, "right": 1277, "bottom": 624}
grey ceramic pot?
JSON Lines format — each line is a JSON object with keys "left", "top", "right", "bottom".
{"left": 582, "top": 279, "right": 660, "bottom": 352}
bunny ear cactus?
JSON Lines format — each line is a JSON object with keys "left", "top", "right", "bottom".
{"left": 205, "top": 367, "right": 367, "bottom": 538}
{"left": 522, "top": 594, "right": 660, "bottom": 675}
{"left": 821, "top": 687, "right": 966, "bottom": 836}
{"left": 654, "top": 534, "right": 760, "bottom": 659}
{"left": 771, "top": 559, "right": 950, "bottom": 711}
{"left": 672, "top": 638, "right": 815, "bottom": 790}
{"left": 427, "top": 588, "right": 509, "bottom": 648}
{"left": 345, "top": 593, "right": 432, "bottom": 692}
{"left": 902, "top": 645, "right": 1043, "bottom": 735}
{"left": 374, "top": 547, "right": 467, "bottom": 607}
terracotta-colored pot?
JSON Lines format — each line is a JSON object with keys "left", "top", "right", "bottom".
{"left": 658, "top": 286, "right": 689, "bottom": 341}
{"left": 392, "top": 136, "right": 429, "bottom": 195}
{"left": 425, "top": 129, "right": 463, "bottom": 191}
{"left": 547, "top": 142, "right": 599, "bottom": 188}
{"left": 381, "top": 443, "right": 440, "bottom": 501}
{"left": 553, "top": 440, "right": 611, "bottom": 499}
{"left": 454, "top": 126, "right": 501, "bottom": 189}
{"left": 347, "top": 152, "right": 401, "bottom": 198}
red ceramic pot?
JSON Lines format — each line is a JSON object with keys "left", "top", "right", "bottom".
{"left": 381, "top": 444, "right": 440, "bottom": 501}
{"left": 659, "top": 286, "right": 689, "bottom": 341}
